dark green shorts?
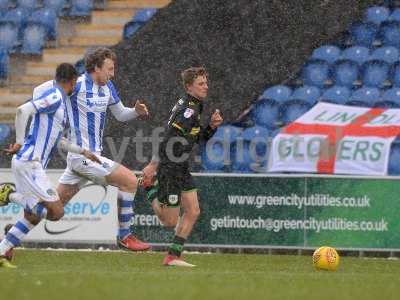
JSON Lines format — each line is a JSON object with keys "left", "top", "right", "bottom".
{"left": 146, "top": 167, "right": 197, "bottom": 207}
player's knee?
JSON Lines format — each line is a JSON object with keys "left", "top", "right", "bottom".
{"left": 46, "top": 202, "right": 64, "bottom": 221}
{"left": 24, "top": 211, "right": 41, "bottom": 225}
{"left": 161, "top": 217, "right": 178, "bottom": 228}
{"left": 188, "top": 206, "right": 200, "bottom": 221}
{"left": 122, "top": 173, "right": 138, "bottom": 192}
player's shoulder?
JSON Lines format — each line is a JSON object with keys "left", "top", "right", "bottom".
{"left": 32, "top": 80, "right": 55, "bottom": 99}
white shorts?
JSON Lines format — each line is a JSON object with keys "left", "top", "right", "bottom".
{"left": 12, "top": 156, "right": 58, "bottom": 208}
{"left": 58, "top": 153, "right": 119, "bottom": 187}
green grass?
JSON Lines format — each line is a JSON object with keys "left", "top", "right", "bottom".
{"left": 1, "top": 250, "right": 400, "bottom": 300}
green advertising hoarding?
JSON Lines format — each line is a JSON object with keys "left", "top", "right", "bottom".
{"left": 133, "top": 174, "right": 400, "bottom": 250}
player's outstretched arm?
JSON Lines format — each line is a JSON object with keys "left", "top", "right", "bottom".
{"left": 4, "top": 102, "right": 36, "bottom": 155}
{"left": 109, "top": 100, "right": 149, "bottom": 122}
{"left": 58, "top": 138, "right": 101, "bottom": 164}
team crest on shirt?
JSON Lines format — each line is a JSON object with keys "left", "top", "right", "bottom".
{"left": 47, "top": 189, "right": 56, "bottom": 196}
{"left": 168, "top": 195, "right": 179, "bottom": 205}
{"left": 178, "top": 99, "right": 184, "bottom": 105}
{"left": 184, "top": 108, "right": 195, "bottom": 118}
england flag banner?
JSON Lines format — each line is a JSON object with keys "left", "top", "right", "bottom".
{"left": 268, "top": 102, "right": 400, "bottom": 175}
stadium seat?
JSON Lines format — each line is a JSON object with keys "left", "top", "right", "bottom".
{"left": 332, "top": 59, "right": 359, "bottom": 87}
{"left": 211, "top": 125, "right": 242, "bottom": 144}
{"left": 320, "top": 86, "right": 351, "bottom": 105}
{"left": 201, "top": 140, "right": 226, "bottom": 172}
{"left": 43, "top": 0, "right": 67, "bottom": 16}
{"left": 289, "top": 85, "right": 321, "bottom": 105}
{"left": 28, "top": 8, "right": 58, "bottom": 40}
{"left": 311, "top": 45, "right": 341, "bottom": 64}
{"left": 369, "top": 46, "right": 399, "bottom": 64}
{"left": 17, "top": 0, "right": 37, "bottom": 10}
{"left": 69, "top": 0, "right": 93, "bottom": 17}
{"left": 378, "top": 21, "right": 400, "bottom": 47}
{"left": 373, "top": 100, "right": 400, "bottom": 108}
{"left": 389, "top": 8, "right": 400, "bottom": 22}
{"left": 242, "top": 126, "right": 270, "bottom": 161}
{"left": 340, "top": 46, "right": 370, "bottom": 65}
{"left": 365, "top": 6, "right": 390, "bottom": 25}
{"left": 74, "top": 58, "right": 85, "bottom": 75}
{"left": 123, "top": 21, "right": 142, "bottom": 40}
{"left": 0, "top": 48, "right": 9, "bottom": 78}
{"left": 132, "top": 8, "right": 157, "bottom": 23}
{"left": 347, "top": 87, "right": 381, "bottom": 107}
{"left": 0, "top": 22, "right": 18, "bottom": 52}
{"left": 261, "top": 85, "right": 292, "bottom": 103}
{"left": 0, "top": 123, "right": 10, "bottom": 143}
{"left": 382, "top": 87, "right": 400, "bottom": 104}
{"left": 0, "top": 0, "right": 9, "bottom": 11}
{"left": 388, "top": 139, "right": 400, "bottom": 175}
{"left": 20, "top": 22, "right": 46, "bottom": 54}
{"left": 252, "top": 98, "right": 280, "bottom": 129}
{"left": 361, "top": 60, "right": 390, "bottom": 88}
{"left": 348, "top": 21, "right": 378, "bottom": 47}
{"left": 389, "top": 61, "right": 400, "bottom": 86}
{"left": 279, "top": 99, "right": 313, "bottom": 125}
{"left": 2, "top": 7, "right": 30, "bottom": 41}
{"left": 301, "top": 59, "right": 330, "bottom": 88}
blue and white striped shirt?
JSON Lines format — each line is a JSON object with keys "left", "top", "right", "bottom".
{"left": 16, "top": 84, "right": 67, "bottom": 168}
{"left": 65, "top": 73, "right": 120, "bottom": 153}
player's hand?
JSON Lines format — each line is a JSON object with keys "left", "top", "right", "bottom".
{"left": 210, "top": 109, "right": 223, "bottom": 129}
{"left": 141, "top": 163, "right": 157, "bottom": 188}
{"left": 82, "top": 150, "right": 101, "bottom": 164}
{"left": 3, "top": 143, "right": 22, "bottom": 155}
{"left": 134, "top": 100, "right": 149, "bottom": 117}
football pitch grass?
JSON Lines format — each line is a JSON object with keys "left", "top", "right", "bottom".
{"left": 1, "top": 250, "right": 400, "bottom": 300}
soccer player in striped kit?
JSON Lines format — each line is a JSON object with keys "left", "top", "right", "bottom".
{"left": 0, "top": 63, "right": 100, "bottom": 268}
{"left": 55, "top": 47, "right": 150, "bottom": 251}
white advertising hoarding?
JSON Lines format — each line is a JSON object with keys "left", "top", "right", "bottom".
{"left": 0, "top": 169, "right": 118, "bottom": 244}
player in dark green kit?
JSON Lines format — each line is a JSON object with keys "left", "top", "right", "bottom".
{"left": 142, "top": 67, "right": 223, "bottom": 267}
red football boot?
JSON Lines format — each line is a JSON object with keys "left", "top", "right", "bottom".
{"left": 118, "top": 234, "right": 150, "bottom": 251}
{"left": 162, "top": 254, "right": 196, "bottom": 267}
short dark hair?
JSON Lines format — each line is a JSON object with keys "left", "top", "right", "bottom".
{"left": 181, "top": 67, "right": 207, "bottom": 89}
{"left": 85, "top": 47, "right": 116, "bottom": 73}
{"left": 55, "top": 63, "right": 78, "bottom": 83}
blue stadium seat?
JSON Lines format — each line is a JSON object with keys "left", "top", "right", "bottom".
{"left": 261, "top": 85, "right": 292, "bottom": 103}
{"left": 389, "top": 8, "right": 400, "bottom": 22}
{"left": 347, "top": 87, "right": 380, "bottom": 107}
{"left": 0, "top": 123, "right": 10, "bottom": 143}
{"left": 389, "top": 61, "right": 400, "bottom": 86}
{"left": 348, "top": 21, "right": 378, "bottom": 47}
{"left": 29, "top": 8, "right": 58, "bottom": 40}
{"left": 231, "top": 143, "right": 254, "bottom": 173}
{"left": 311, "top": 45, "right": 341, "bottom": 64}
{"left": 373, "top": 100, "right": 400, "bottom": 108}
{"left": 123, "top": 21, "right": 142, "bottom": 40}
{"left": 369, "top": 46, "right": 399, "bottom": 64}
{"left": 252, "top": 98, "right": 280, "bottom": 129}
{"left": 332, "top": 60, "right": 359, "bottom": 87}
{"left": 0, "top": 48, "right": 8, "bottom": 78}
{"left": 0, "top": 22, "right": 18, "bottom": 52}
{"left": 382, "top": 87, "right": 400, "bottom": 104}
{"left": 74, "top": 58, "right": 85, "bottom": 75}
{"left": 320, "top": 86, "right": 351, "bottom": 105}
{"left": 361, "top": 60, "right": 390, "bottom": 88}
{"left": 301, "top": 59, "right": 330, "bottom": 88}
{"left": 211, "top": 125, "right": 242, "bottom": 144}
{"left": 0, "top": 0, "right": 9, "bottom": 11}
{"left": 2, "top": 7, "right": 30, "bottom": 41}
{"left": 242, "top": 126, "right": 270, "bottom": 162}
{"left": 17, "top": 0, "right": 37, "bottom": 10}
{"left": 201, "top": 140, "right": 226, "bottom": 172}
{"left": 388, "top": 139, "right": 400, "bottom": 175}
{"left": 365, "top": 6, "right": 390, "bottom": 25}
{"left": 279, "top": 99, "right": 313, "bottom": 125}
{"left": 69, "top": 0, "right": 93, "bottom": 17}
{"left": 43, "top": 0, "right": 67, "bottom": 16}
{"left": 20, "top": 22, "right": 46, "bottom": 54}
{"left": 379, "top": 21, "right": 400, "bottom": 47}
{"left": 340, "top": 46, "right": 370, "bottom": 65}
{"left": 132, "top": 8, "right": 157, "bottom": 23}
{"left": 289, "top": 85, "right": 321, "bottom": 105}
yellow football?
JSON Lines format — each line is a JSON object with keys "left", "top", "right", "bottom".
{"left": 312, "top": 246, "right": 340, "bottom": 271}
